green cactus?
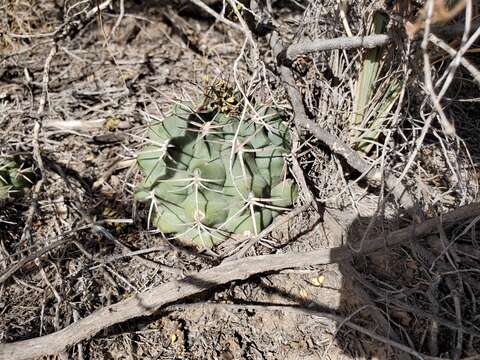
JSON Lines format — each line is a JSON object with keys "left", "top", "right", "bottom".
{"left": 0, "top": 158, "right": 35, "bottom": 201}
{"left": 135, "top": 98, "right": 297, "bottom": 249}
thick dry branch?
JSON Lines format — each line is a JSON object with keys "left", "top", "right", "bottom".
{"left": 270, "top": 32, "right": 416, "bottom": 212}
{"left": 0, "top": 202, "right": 478, "bottom": 360}
{"left": 282, "top": 19, "right": 480, "bottom": 62}
{"left": 285, "top": 34, "right": 391, "bottom": 60}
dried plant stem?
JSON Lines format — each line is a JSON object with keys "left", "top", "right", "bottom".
{"left": 0, "top": 225, "right": 94, "bottom": 284}
{"left": 230, "top": 201, "right": 312, "bottom": 259}
{"left": 0, "top": 202, "right": 478, "bottom": 360}
{"left": 429, "top": 34, "right": 480, "bottom": 87}
{"left": 37, "top": 45, "right": 57, "bottom": 114}
{"left": 110, "top": 0, "right": 125, "bottom": 38}
{"left": 188, "top": 0, "right": 243, "bottom": 32}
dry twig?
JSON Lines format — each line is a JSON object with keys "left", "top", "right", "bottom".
{"left": 429, "top": 33, "right": 480, "bottom": 87}
{"left": 0, "top": 224, "right": 94, "bottom": 284}
{"left": 284, "top": 34, "right": 391, "bottom": 61}
{"left": 188, "top": 0, "right": 243, "bottom": 32}
{"left": 0, "top": 202, "right": 478, "bottom": 360}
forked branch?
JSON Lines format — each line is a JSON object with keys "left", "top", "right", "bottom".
{"left": 0, "top": 202, "right": 479, "bottom": 360}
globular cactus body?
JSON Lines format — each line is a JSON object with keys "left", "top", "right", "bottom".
{"left": 135, "top": 99, "right": 298, "bottom": 248}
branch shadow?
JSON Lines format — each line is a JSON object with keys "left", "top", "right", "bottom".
{"left": 124, "top": 201, "right": 480, "bottom": 359}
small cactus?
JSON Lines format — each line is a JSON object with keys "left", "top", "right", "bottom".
{"left": 0, "top": 158, "right": 35, "bottom": 201}
{"left": 135, "top": 97, "right": 298, "bottom": 248}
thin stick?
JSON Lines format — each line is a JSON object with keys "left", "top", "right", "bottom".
{"left": 421, "top": 0, "right": 455, "bottom": 135}
{"left": 38, "top": 45, "right": 58, "bottom": 114}
{"left": 0, "top": 225, "right": 94, "bottom": 284}
{"left": 230, "top": 201, "right": 312, "bottom": 259}
{"left": 429, "top": 34, "right": 480, "bottom": 87}
{"left": 188, "top": 0, "right": 244, "bottom": 32}
{"left": 110, "top": 0, "right": 125, "bottom": 38}
{"left": 0, "top": 202, "right": 478, "bottom": 360}
{"left": 85, "top": 0, "right": 112, "bottom": 21}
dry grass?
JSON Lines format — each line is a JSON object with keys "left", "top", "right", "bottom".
{"left": 0, "top": 0, "right": 479, "bottom": 359}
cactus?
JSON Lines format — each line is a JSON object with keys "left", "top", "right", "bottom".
{"left": 135, "top": 98, "right": 298, "bottom": 248}
{"left": 0, "top": 158, "right": 35, "bottom": 201}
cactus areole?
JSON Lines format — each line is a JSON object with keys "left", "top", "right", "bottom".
{"left": 135, "top": 100, "right": 298, "bottom": 248}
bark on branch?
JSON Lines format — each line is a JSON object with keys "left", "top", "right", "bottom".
{"left": 285, "top": 34, "right": 391, "bottom": 61}
{"left": 281, "top": 20, "right": 480, "bottom": 62}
